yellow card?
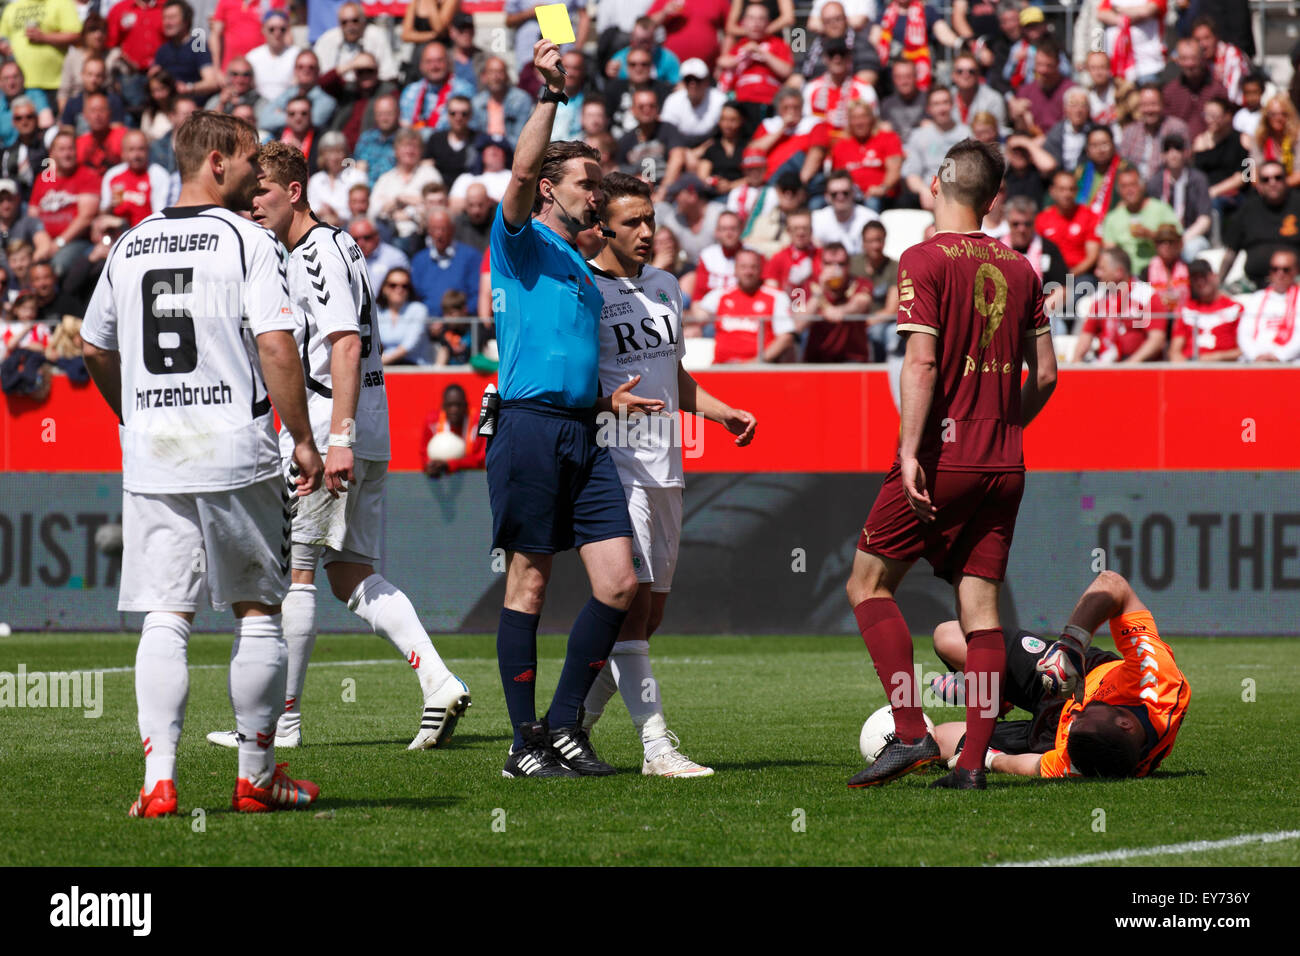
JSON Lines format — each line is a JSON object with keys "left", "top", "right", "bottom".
{"left": 535, "top": 3, "right": 576, "bottom": 44}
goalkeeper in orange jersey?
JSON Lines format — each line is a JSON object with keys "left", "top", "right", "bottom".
{"left": 927, "top": 571, "right": 1190, "bottom": 778}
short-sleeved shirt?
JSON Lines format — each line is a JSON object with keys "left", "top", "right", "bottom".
{"left": 1035, "top": 203, "right": 1100, "bottom": 272}
{"left": 895, "top": 232, "right": 1048, "bottom": 471}
{"left": 831, "top": 129, "right": 903, "bottom": 194}
{"left": 489, "top": 205, "right": 604, "bottom": 407}
{"left": 80, "top": 205, "right": 296, "bottom": 493}
{"left": 101, "top": 162, "right": 170, "bottom": 226}
{"left": 1100, "top": 198, "right": 1181, "bottom": 275}
{"left": 699, "top": 284, "right": 794, "bottom": 364}
{"left": 212, "top": 0, "right": 288, "bottom": 70}
{"left": 29, "top": 166, "right": 100, "bottom": 238}
{"left": 1173, "top": 295, "right": 1243, "bottom": 359}
{"left": 721, "top": 36, "right": 793, "bottom": 105}
{"left": 0, "top": 0, "right": 82, "bottom": 91}
{"left": 647, "top": 0, "right": 730, "bottom": 68}
{"left": 616, "top": 122, "right": 686, "bottom": 186}
{"left": 1222, "top": 191, "right": 1300, "bottom": 286}
{"left": 1039, "top": 610, "right": 1190, "bottom": 778}
{"left": 153, "top": 38, "right": 214, "bottom": 91}
{"left": 1079, "top": 280, "right": 1164, "bottom": 362}
{"left": 107, "top": 0, "right": 167, "bottom": 73}
{"left": 76, "top": 127, "right": 128, "bottom": 178}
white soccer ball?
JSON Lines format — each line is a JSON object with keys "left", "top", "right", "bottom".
{"left": 427, "top": 431, "right": 467, "bottom": 462}
{"left": 859, "top": 704, "right": 936, "bottom": 764}
{"left": 94, "top": 522, "right": 124, "bottom": 556}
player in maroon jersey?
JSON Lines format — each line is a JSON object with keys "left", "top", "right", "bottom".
{"left": 845, "top": 138, "right": 1059, "bottom": 790}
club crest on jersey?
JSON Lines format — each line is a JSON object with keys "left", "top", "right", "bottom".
{"left": 658, "top": 291, "right": 671, "bottom": 306}
{"left": 1021, "top": 635, "right": 1047, "bottom": 654}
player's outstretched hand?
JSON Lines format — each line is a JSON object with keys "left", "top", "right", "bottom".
{"left": 292, "top": 440, "right": 324, "bottom": 497}
{"left": 900, "top": 455, "right": 936, "bottom": 523}
{"left": 534, "top": 39, "right": 564, "bottom": 90}
{"left": 324, "top": 445, "right": 354, "bottom": 499}
{"left": 1036, "top": 636, "right": 1087, "bottom": 703}
{"left": 610, "top": 375, "right": 666, "bottom": 416}
{"left": 723, "top": 407, "right": 757, "bottom": 446}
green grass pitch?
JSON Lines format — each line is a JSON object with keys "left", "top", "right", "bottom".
{"left": 2, "top": 631, "right": 1297, "bottom": 867}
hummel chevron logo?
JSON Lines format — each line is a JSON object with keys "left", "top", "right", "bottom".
{"left": 303, "top": 249, "right": 318, "bottom": 263}
{"left": 316, "top": 291, "right": 331, "bottom": 306}
{"left": 306, "top": 262, "right": 322, "bottom": 277}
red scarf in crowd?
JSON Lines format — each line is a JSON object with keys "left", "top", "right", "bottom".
{"left": 1250, "top": 285, "right": 1299, "bottom": 348}
{"left": 412, "top": 80, "right": 451, "bottom": 130}
{"left": 877, "top": 2, "right": 933, "bottom": 89}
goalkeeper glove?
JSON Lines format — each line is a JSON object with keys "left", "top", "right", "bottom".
{"left": 1035, "top": 624, "right": 1091, "bottom": 703}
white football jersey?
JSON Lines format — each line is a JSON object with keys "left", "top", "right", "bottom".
{"left": 278, "top": 217, "right": 391, "bottom": 463}
{"left": 591, "top": 263, "right": 686, "bottom": 488}
{"left": 81, "top": 205, "right": 297, "bottom": 494}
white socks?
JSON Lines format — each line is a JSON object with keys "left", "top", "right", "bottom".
{"left": 583, "top": 640, "right": 674, "bottom": 760}
{"left": 136, "top": 612, "right": 192, "bottom": 790}
{"left": 349, "top": 574, "right": 451, "bottom": 698}
{"left": 229, "top": 614, "right": 287, "bottom": 788}
{"left": 277, "top": 583, "right": 317, "bottom": 737}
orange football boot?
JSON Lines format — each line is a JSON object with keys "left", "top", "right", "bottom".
{"left": 232, "top": 763, "right": 320, "bottom": 812}
{"left": 128, "top": 779, "right": 179, "bottom": 818}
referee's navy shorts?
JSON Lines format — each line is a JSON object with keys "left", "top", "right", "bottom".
{"left": 486, "top": 399, "right": 633, "bottom": 554}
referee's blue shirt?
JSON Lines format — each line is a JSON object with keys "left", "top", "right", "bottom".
{"left": 489, "top": 205, "right": 604, "bottom": 408}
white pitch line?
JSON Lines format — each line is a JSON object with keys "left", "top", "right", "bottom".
{"left": 993, "top": 829, "right": 1300, "bottom": 867}
{"left": 16, "top": 656, "right": 714, "bottom": 678}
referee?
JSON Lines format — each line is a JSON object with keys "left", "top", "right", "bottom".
{"left": 489, "top": 39, "right": 661, "bottom": 778}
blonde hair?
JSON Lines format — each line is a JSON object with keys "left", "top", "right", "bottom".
{"left": 1256, "top": 94, "right": 1300, "bottom": 160}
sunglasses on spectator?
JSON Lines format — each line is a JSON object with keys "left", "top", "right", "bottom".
{"left": 827, "top": 190, "right": 851, "bottom": 198}
{"left": 229, "top": 70, "right": 252, "bottom": 77}
{"left": 266, "top": 25, "right": 287, "bottom": 33}
{"left": 13, "top": 112, "right": 35, "bottom": 120}
{"left": 385, "top": 281, "right": 410, "bottom": 289}
{"left": 1259, "top": 174, "right": 1285, "bottom": 183}
{"left": 340, "top": 16, "right": 363, "bottom": 24}
{"left": 1270, "top": 264, "right": 1295, "bottom": 272}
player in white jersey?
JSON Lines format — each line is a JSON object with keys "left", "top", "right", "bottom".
{"left": 81, "top": 112, "right": 324, "bottom": 818}
{"left": 580, "top": 173, "right": 757, "bottom": 777}
{"left": 205, "top": 141, "right": 470, "bottom": 753}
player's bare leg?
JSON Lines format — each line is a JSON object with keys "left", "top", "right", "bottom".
{"left": 583, "top": 585, "right": 713, "bottom": 777}
{"left": 324, "top": 560, "right": 467, "bottom": 750}
{"left": 129, "top": 608, "right": 195, "bottom": 818}
{"left": 930, "top": 573, "right": 1003, "bottom": 790}
{"left": 846, "top": 550, "right": 942, "bottom": 787}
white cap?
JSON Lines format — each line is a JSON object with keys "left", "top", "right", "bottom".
{"left": 0, "top": 179, "right": 18, "bottom": 196}
{"left": 680, "top": 58, "right": 710, "bottom": 80}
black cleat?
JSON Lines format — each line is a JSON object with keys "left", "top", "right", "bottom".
{"left": 502, "top": 721, "right": 580, "bottom": 778}
{"left": 847, "top": 733, "right": 941, "bottom": 788}
{"left": 549, "top": 711, "right": 616, "bottom": 776}
{"left": 929, "top": 766, "right": 987, "bottom": 789}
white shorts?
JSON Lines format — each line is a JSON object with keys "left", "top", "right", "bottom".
{"left": 119, "top": 477, "right": 290, "bottom": 613}
{"left": 290, "top": 457, "right": 386, "bottom": 570}
{"left": 624, "top": 484, "right": 683, "bottom": 593}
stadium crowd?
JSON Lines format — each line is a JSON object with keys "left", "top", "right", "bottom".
{"left": 3, "top": 0, "right": 1300, "bottom": 400}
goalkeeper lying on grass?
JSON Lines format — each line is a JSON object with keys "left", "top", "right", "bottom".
{"left": 927, "top": 571, "right": 1190, "bottom": 779}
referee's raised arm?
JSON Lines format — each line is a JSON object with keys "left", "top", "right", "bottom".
{"left": 502, "top": 39, "right": 568, "bottom": 229}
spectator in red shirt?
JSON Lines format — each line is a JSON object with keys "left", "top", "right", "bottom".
{"left": 751, "top": 88, "right": 830, "bottom": 185}
{"left": 693, "top": 248, "right": 797, "bottom": 363}
{"left": 1036, "top": 167, "right": 1101, "bottom": 277}
{"left": 29, "top": 131, "right": 99, "bottom": 276}
{"left": 648, "top": 0, "right": 731, "bottom": 70}
{"left": 1072, "top": 247, "right": 1168, "bottom": 362}
{"left": 211, "top": 0, "right": 289, "bottom": 73}
{"left": 106, "top": 0, "right": 167, "bottom": 111}
{"left": 76, "top": 93, "right": 127, "bottom": 178}
{"left": 1170, "top": 259, "right": 1242, "bottom": 362}
{"left": 831, "top": 100, "right": 903, "bottom": 211}
{"left": 100, "top": 129, "right": 169, "bottom": 226}
{"left": 762, "top": 208, "right": 821, "bottom": 304}
{"left": 421, "top": 382, "right": 487, "bottom": 478}
{"left": 717, "top": 4, "right": 793, "bottom": 124}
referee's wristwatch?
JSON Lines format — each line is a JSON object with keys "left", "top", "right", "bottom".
{"left": 540, "top": 86, "right": 569, "bottom": 105}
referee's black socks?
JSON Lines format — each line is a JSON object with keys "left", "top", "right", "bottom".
{"left": 498, "top": 608, "right": 541, "bottom": 749}
{"left": 549, "top": 598, "right": 629, "bottom": 730}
